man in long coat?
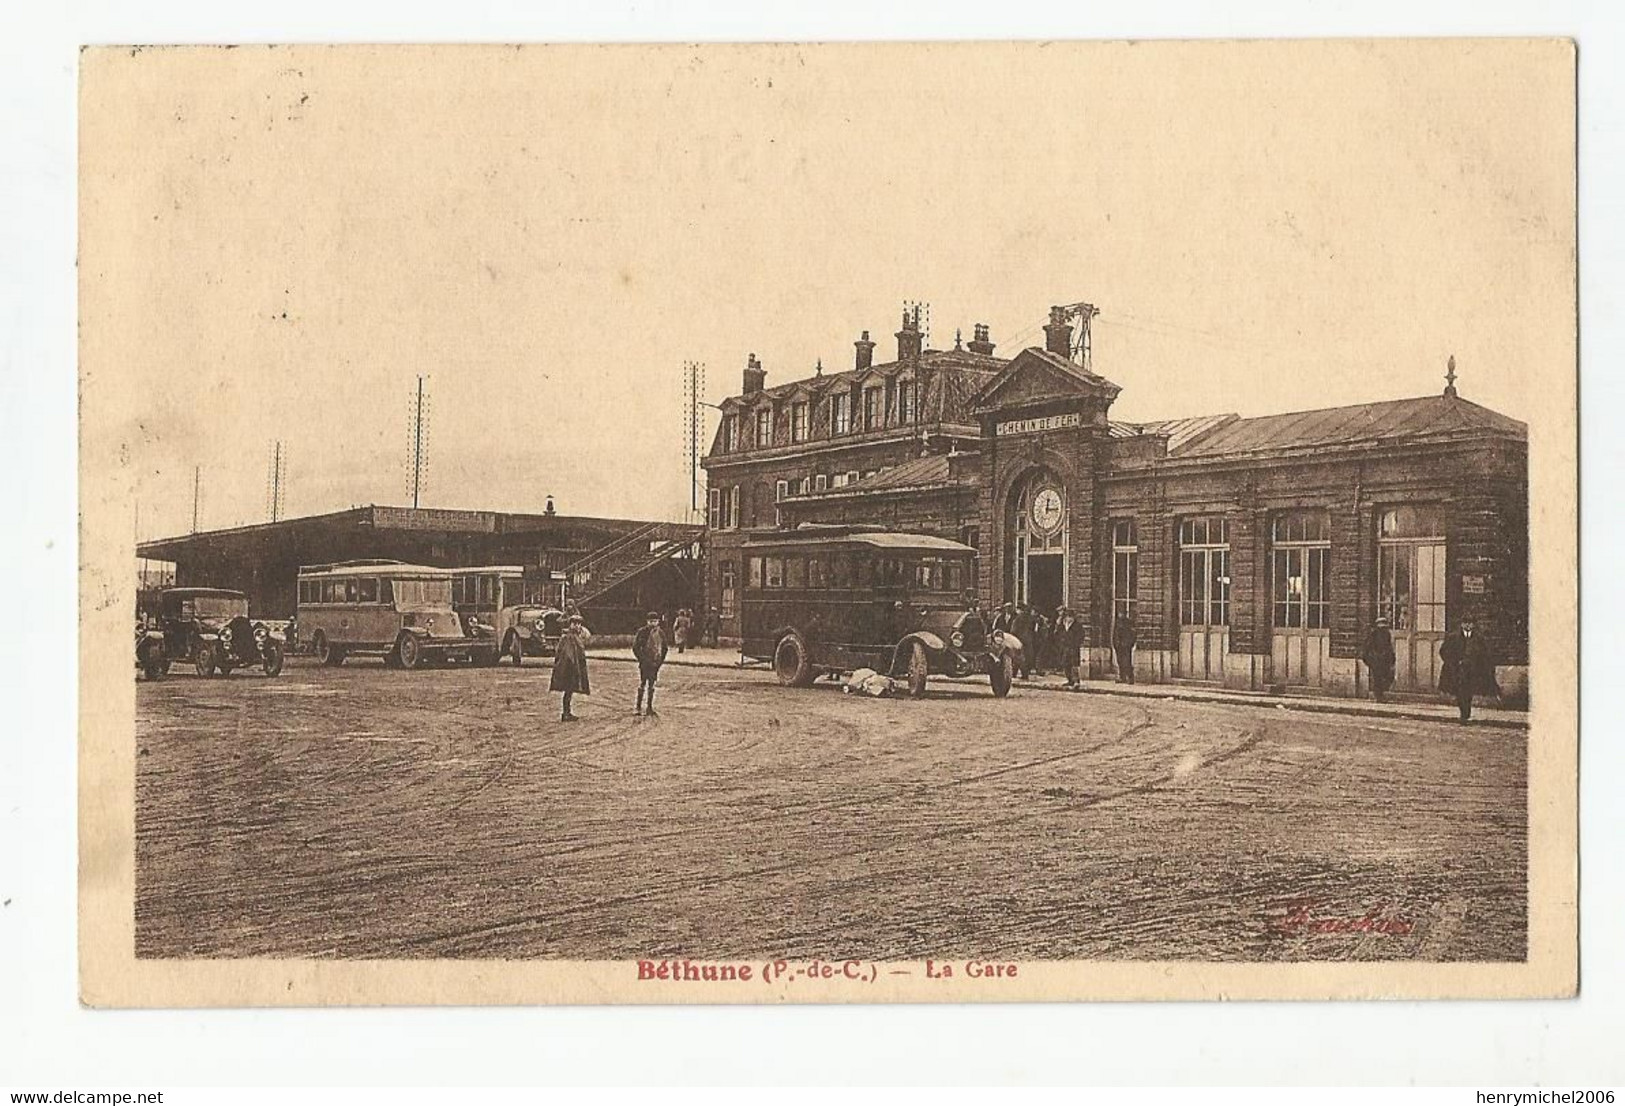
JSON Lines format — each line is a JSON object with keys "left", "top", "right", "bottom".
{"left": 672, "top": 609, "right": 692, "bottom": 655}
{"left": 1056, "top": 607, "right": 1087, "bottom": 688}
{"left": 1361, "top": 616, "right": 1397, "bottom": 702}
{"left": 1111, "top": 615, "right": 1137, "bottom": 685}
{"left": 1439, "top": 617, "right": 1499, "bottom": 722}
{"left": 550, "top": 614, "right": 592, "bottom": 721}
{"left": 1011, "top": 603, "right": 1038, "bottom": 680}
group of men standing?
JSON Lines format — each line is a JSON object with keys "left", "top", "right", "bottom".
{"left": 1361, "top": 615, "right": 1500, "bottom": 721}
{"left": 987, "top": 601, "right": 1137, "bottom": 688}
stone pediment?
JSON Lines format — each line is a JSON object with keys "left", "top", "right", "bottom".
{"left": 971, "top": 347, "right": 1122, "bottom": 415}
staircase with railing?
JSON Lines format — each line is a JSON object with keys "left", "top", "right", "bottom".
{"left": 564, "top": 521, "right": 704, "bottom": 607}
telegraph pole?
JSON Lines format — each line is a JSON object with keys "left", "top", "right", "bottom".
{"left": 682, "top": 360, "right": 706, "bottom": 515}
{"left": 411, "top": 375, "right": 427, "bottom": 509}
{"left": 191, "top": 466, "right": 200, "bottom": 533}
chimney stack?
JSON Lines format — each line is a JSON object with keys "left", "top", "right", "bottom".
{"left": 1043, "top": 306, "right": 1074, "bottom": 359}
{"left": 742, "top": 353, "right": 766, "bottom": 394}
{"left": 854, "top": 331, "right": 875, "bottom": 371}
{"left": 967, "top": 322, "right": 995, "bottom": 356}
{"left": 896, "top": 307, "right": 923, "bottom": 361}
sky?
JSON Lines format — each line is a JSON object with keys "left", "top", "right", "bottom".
{"left": 80, "top": 40, "right": 1574, "bottom": 541}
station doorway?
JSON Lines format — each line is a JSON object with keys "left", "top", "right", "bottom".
{"left": 1025, "top": 551, "right": 1065, "bottom": 616}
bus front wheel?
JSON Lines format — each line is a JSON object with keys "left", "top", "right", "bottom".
{"left": 906, "top": 641, "right": 929, "bottom": 698}
{"left": 773, "top": 632, "right": 816, "bottom": 688}
{"left": 990, "top": 653, "right": 1014, "bottom": 698}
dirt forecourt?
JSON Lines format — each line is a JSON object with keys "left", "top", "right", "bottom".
{"left": 133, "top": 657, "right": 1526, "bottom": 962}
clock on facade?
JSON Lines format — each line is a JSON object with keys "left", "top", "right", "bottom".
{"left": 1030, "top": 487, "right": 1065, "bottom": 536}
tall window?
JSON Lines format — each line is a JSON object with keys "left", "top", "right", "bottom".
{"left": 719, "top": 561, "right": 736, "bottom": 618}
{"left": 863, "top": 387, "right": 883, "bottom": 431}
{"left": 1179, "top": 516, "right": 1231, "bottom": 626}
{"left": 1272, "top": 511, "right": 1331, "bottom": 629}
{"left": 791, "top": 402, "right": 808, "bottom": 443}
{"left": 831, "top": 392, "right": 851, "bottom": 435}
{"left": 775, "top": 480, "right": 788, "bottom": 527}
{"left": 719, "top": 415, "right": 735, "bottom": 453}
{"left": 1378, "top": 505, "right": 1446, "bottom": 631}
{"left": 708, "top": 487, "right": 721, "bottom": 530}
{"left": 815, "top": 474, "right": 828, "bottom": 492}
{"left": 754, "top": 408, "right": 772, "bottom": 448}
{"left": 1112, "top": 519, "right": 1138, "bottom": 629}
{"left": 728, "top": 485, "right": 741, "bottom": 530}
{"left": 896, "top": 377, "right": 913, "bottom": 423}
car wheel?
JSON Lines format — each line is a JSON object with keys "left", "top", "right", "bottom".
{"left": 990, "top": 653, "right": 1014, "bottom": 698}
{"left": 397, "top": 633, "right": 422, "bottom": 671}
{"left": 506, "top": 633, "right": 523, "bottom": 666}
{"left": 262, "top": 641, "right": 284, "bottom": 677}
{"left": 773, "top": 632, "right": 816, "bottom": 687}
{"left": 906, "top": 641, "right": 929, "bottom": 698}
{"left": 314, "top": 632, "right": 344, "bottom": 667}
{"left": 194, "top": 641, "right": 217, "bottom": 677}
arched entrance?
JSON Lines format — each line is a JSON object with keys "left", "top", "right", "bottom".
{"left": 1009, "top": 470, "right": 1067, "bottom": 614}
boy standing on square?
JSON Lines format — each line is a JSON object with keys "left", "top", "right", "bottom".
{"left": 633, "top": 610, "right": 669, "bottom": 717}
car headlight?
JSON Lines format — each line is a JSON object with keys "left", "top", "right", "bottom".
{"left": 221, "top": 625, "right": 233, "bottom": 642}
{"left": 950, "top": 631, "right": 965, "bottom": 648}
{"left": 254, "top": 625, "right": 269, "bottom": 642}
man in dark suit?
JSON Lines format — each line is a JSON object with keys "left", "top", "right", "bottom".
{"left": 1439, "top": 617, "right": 1499, "bottom": 722}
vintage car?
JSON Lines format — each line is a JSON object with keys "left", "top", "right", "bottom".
{"left": 449, "top": 565, "right": 568, "bottom": 665}
{"left": 297, "top": 560, "right": 500, "bottom": 669}
{"left": 135, "top": 616, "right": 168, "bottom": 680}
{"left": 739, "top": 526, "right": 1018, "bottom": 697}
{"left": 154, "top": 587, "right": 286, "bottom": 677}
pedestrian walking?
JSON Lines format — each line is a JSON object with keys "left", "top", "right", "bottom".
{"left": 1439, "top": 617, "right": 1499, "bottom": 722}
{"left": 704, "top": 607, "right": 722, "bottom": 648}
{"left": 1111, "top": 615, "right": 1137, "bottom": 685}
{"left": 550, "top": 613, "right": 592, "bottom": 721}
{"left": 632, "top": 610, "right": 668, "bottom": 717}
{"left": 1361, "top": 616, "right": 1397, "bottom": 702}
{"left": 673, "top": 608, "right": 692, "bottom": 655}
{"left": 1056, "top": 607, "right": 1087, "bottom": 688}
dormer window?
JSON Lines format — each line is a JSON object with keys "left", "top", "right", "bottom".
{"left": 863, "top": 386, "right": 883, "bottom": 431}
{"left": 754, "top": 408, "right": 772, "bottom": 448}
{"left": 831, "top": 392, "right": 852, "bottom": 435}
{"left": 896, "top": 377, "right": 914, "bottom": 423}
{"left": 719, "top": 414, "right": 736, "bottom": 452}
{"left": 791, "top": 401, "right": 808, "bottom": 443}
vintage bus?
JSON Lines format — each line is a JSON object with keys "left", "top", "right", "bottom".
{"left": 450, "top": 565, "right": 567, "bottom": 665}
{"left": 740, "top": 526, "right": 1016, "bottom": 697}
{"left": 296, "top": 560, "right": 500, "bottom": 669}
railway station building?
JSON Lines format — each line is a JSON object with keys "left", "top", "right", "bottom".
{"left": 700, "top": 305, "right": 1529, "bottom": 701}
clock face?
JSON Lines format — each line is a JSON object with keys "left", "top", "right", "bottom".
{"left": 1031, "top": 487, "right": 1064, "bottom": 535}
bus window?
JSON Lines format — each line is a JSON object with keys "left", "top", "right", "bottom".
{"left": 380, "top": 577, "right": 394, "bottom": 605}
{"left": 944, "top": 560, "right": 963, "bottom": 592}
{"left": 480, "top": 575, "right": 496, "bottom": 604}
{"left": 807, "top": 557, "right": 825, "bottom": 587}
{"left": 357, "top": 577, "right": 379, "bottom": 603}
{"left": 748, "top": 556, "right": 764, "bottom": 589}
{"left": 914, "top": 560, "right": 934, "bottom": 589}
{"left": 832, "top": 554, "right": 854, "bottom": 588}
{"left": 765, "top": 556, "right": 785, "bottom": 588}
{"left": 785, "top": 556, "right": 806, "bottom": 588}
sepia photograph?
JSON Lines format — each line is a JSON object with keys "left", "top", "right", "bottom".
{"left": 76, "top": 38, "right": 1577, "bottom": 1005}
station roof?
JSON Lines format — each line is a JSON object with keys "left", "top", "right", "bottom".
{"left": 1167, "top": 394, "right": 1526, "bottom": 458}
{"left": 137, "top": 505, "right": 667, "bottom": 563}
{"left": 745, "top": 525, "right": 974, "bottom": 553}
